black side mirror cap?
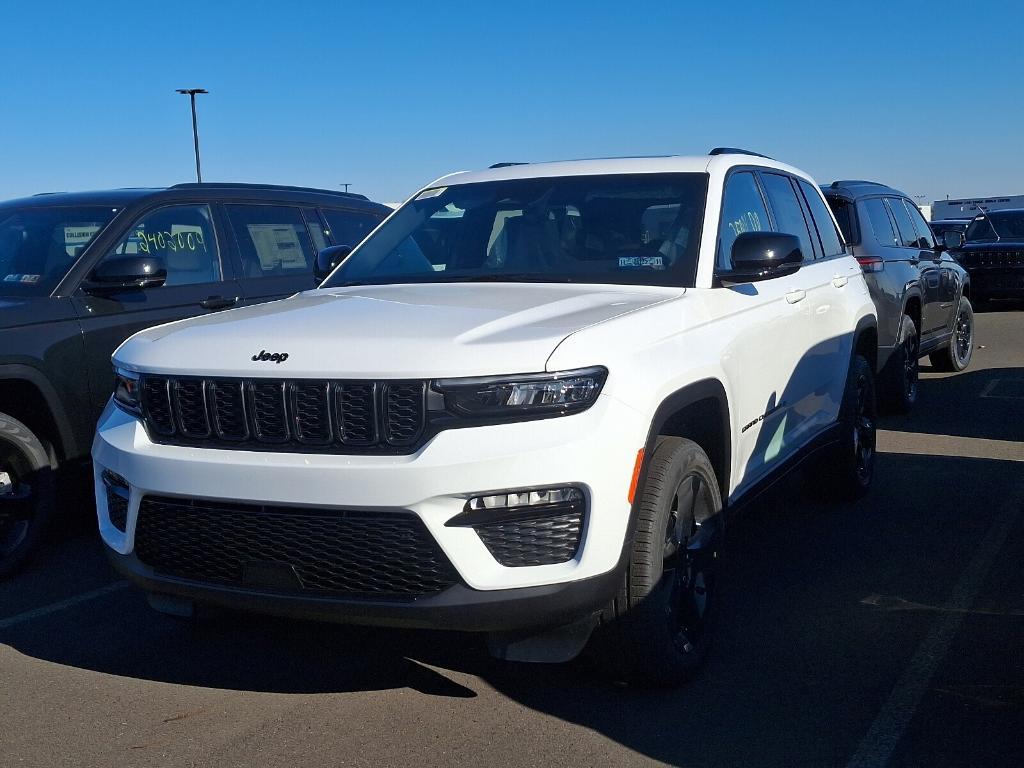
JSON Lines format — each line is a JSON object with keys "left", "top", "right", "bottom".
{"left": 314, "top": 245, "right": 353, "bottom": 281}
{"left": 82, "top": 255, "right": 167, "bottom": 294}
{"left": 720, "top": 232, "right": 802, "bottom": 285}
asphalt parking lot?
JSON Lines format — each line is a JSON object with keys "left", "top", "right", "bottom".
{"left": 1, "top": 306, "right": 1022, "bottom": 768}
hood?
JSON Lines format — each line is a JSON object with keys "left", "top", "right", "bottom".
{"left": 114, "top": 282, "right": 681, "bottom": 378}
{"left": 0, "top": 295, "right": 76, "bottom": 331}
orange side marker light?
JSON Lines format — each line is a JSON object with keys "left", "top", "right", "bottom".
{"left": 627, "top": 448, "right": 645, "bottom": 504}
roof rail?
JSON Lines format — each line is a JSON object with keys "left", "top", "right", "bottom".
{"left": 830, "top": 180, "right": 886, "bottom": 189}
{"left": 708, "top": 147, "right": 773, "bottom": 159}
{"left": 489, "top": 162, "right": 529, "bottom": 169}
{"left": 168, "top": 182, "right": 368, "bottom": 200}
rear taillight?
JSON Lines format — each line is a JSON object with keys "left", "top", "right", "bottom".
{"left": 856, "top": 256, "right": 884, "bottom": 273}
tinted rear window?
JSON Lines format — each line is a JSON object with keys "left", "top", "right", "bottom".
{"left": 826, "top": 197, "right": 856, "bottom": 243}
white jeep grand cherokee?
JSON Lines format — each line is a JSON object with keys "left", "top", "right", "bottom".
{"left": 93, "top": 150, "right": 878, "bottom": 686}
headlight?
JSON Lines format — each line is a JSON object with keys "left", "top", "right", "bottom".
{"left": 434, "top": 367, "right": 607, "bottom": 419}
{"left": 112, "top": 367, "right": 141, "bottom": 416}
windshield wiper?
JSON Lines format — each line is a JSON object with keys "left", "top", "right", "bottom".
{"left": 977, "top": 205, "right": 1002, "bottom": 241}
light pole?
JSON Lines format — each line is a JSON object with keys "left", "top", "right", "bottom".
{"left": 175, "top": 88, "right": 208, "bottom": 182}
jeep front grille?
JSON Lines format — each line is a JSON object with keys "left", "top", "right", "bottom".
{"left": 133, "top": 496, "right": 458, "bottom": 598}
{"left": 140, "top": 376, "right": 427, "bottom": 453}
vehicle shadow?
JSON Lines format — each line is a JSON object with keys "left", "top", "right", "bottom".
{"left": 890, "top": 366, "right": 1024, "bottom": 442}
{"left": 3, "top": 448, "right": 1020, "bottom": 766}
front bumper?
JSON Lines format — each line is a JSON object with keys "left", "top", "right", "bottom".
{"left": 92, "top": 393, "right": 644, "bottom": 631}
{"left": 105, "top": 547, "right": 621, "bottom": 632}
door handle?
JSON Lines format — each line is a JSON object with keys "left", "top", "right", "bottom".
{"left": 832, "top": 275, "right": 848, "bottom": 288}
{"left": 785, "top": 289, "right": 806, "bottom": 304}
{"left": 200, "top": 296, "right": 239, "bottom": 310}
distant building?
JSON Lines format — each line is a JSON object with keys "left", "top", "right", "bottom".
{"left": 931, "top": 195, "right": 1024, "bottom": 220}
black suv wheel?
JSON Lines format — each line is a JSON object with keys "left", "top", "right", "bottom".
{"left": 881, "top": 314, "right": 919, "bottom": 414}
{"left": 929, "top": 296, "right": 974, "bottom": 372}
{"left": 0, "top": 413, "right": 56, "bottom": 577}
{"left": 819, "top": 355, "right": 876, "bottom": 501}
{"left": 589, "top": 437, "right": 723, "bottom": 687}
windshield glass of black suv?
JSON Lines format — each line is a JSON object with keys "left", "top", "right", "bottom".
{"left": 0, "top": 205, "right": 119, "bottom": 296}
{"left": 965, "top": 211, "right": 1024, "bottom": 242}
{"left": 322, "top": 173, "right": 709, "bottom": 288}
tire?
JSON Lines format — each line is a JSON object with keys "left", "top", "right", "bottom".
{"left": 818, "top": 355, "right": 876, "bottom": 501}
{"left": 929, "top": 296, "right": 974, "bottom": 372}
{"left": 0, "top": 412, "right": 57, "bottom": 578}
{"left": 589, "top": 437, "right": 723, "bottom": 687}
{"left": 880, "top": 314, "right": 919, "bottom": 414}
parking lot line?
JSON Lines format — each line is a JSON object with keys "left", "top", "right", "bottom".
{"left": 0, "top": 581, "right": 129, "bottom": 630}
{"left": 845, "top": 497, "right": 1023, "bottom": 768}
{"left": 877, "top": 430, "right": 1024, "bottom": 462}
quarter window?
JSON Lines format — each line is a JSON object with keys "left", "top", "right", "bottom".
{"left": 105, "top": 204, "right": 221, "bottom": 286}
{"left": 761, "top": 173, "right": 816, "bottom": 263}
{"left": 225, "top": 205, "right": 315, "bottom": 277}
{"left": 717, "top": 172, "right": 770, "bottom": 270}
{"left": 863, "top": 199, "right": 898, "bottom": 246}
{"left": 901, "top": 200, "right": 936, "bottom": 249}
{"left": 798, "top": 180, "right": 845, "bottom": 257}
{"left": 886, "top": 197, "right": 922, "bottom": 249}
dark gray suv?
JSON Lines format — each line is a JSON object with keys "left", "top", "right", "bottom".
{"left": 824, "top": 181, "right": 974, "bottom": 412}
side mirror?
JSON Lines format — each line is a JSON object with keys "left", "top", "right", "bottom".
{"left": 314, "top": 245, "right": 352, "bottom": 280}
{"left": 722, "top": 232, "right": 802, "bottom": 284}
{"left": 942, "top": 231, "right": 964, "bottom": 250}
{"left": 83, "top": 255, "right": 166, "bottom": 294}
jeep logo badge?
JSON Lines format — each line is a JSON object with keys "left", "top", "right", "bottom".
{"left": 252, "top": 350, "right": 289, "bottom": 364}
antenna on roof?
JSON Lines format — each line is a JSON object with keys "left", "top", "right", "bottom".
{"left": 489, "top": 162, "right": 529, "bottom": 169}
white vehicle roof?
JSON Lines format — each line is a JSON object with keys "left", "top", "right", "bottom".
{"left": 426, "top": 153, "right": 813, "bottom": 189}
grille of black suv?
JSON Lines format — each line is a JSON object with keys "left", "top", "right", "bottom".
{"left": 140, "top": 376, "right": 427, "bottom": 452}
{"left": 473, "top": 510, "right": 584, "bottom": 567}
{"left": 963, "top": 250, "right": 1024, "bottom": 268}
{"left": 133, "top": 496, "right": 459, "bottom": 598}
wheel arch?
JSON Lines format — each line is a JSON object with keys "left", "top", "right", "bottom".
{"left": 640, "top": 379, "right": 731, "bottom": 503}
{"left": 853, "top": 316, "right": 879, "bottom": 373}
{"left": 0, "top": 366, "right": 78, "bottom": 463}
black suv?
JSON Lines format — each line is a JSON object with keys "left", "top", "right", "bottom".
{"left": 0, "top": 183, "right": 389, "bottom": 574}
{"left": 946, "top": 208, "right": 1024, "bottom": 306}
{"left": 824, "top": 181, "right": 973, "bottom": 413}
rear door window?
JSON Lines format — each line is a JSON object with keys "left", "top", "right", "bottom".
{"left": 225, "top": 205, "right": 315, "bottom": 277}
{"left": 797, "top": 180, "right": 845, "bottom": 257}
{"left": 760, "top": 173, "right": 817, "bottom": 262}
{"left": 863, "top": 198, "right": 899, "bottom": 246}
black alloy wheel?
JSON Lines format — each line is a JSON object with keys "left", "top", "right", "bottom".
{"left": 0, "top": 445, "right": 35, "bottom": 566}
{"left": 852, "top": 364, "right": 876, "bottom": 488}
{"left": 662, "top": 473, "right": 716, "bottom": 657}
{"left": 929, "top": 297, "right": 975, "bottom": 372}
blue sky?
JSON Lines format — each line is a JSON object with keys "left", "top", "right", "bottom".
{"left": 1, "top": 1, "right": 1021, "bottom": 206}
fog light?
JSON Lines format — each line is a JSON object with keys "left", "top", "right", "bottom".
{"left": 450, "top": 486, "right": 586, "bottom": 567}
{"left": 468, "top": 487, "right": 582, "bottom": 511}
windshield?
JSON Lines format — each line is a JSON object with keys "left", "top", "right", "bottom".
{"left": 0, "top": 205, "right": 119, "bottom": 296}
{"left": 322, "top": 173, "right": 708, "bottom": 289}
{"left": 965, "top": 211, "right": 1024, "bottom": 242}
